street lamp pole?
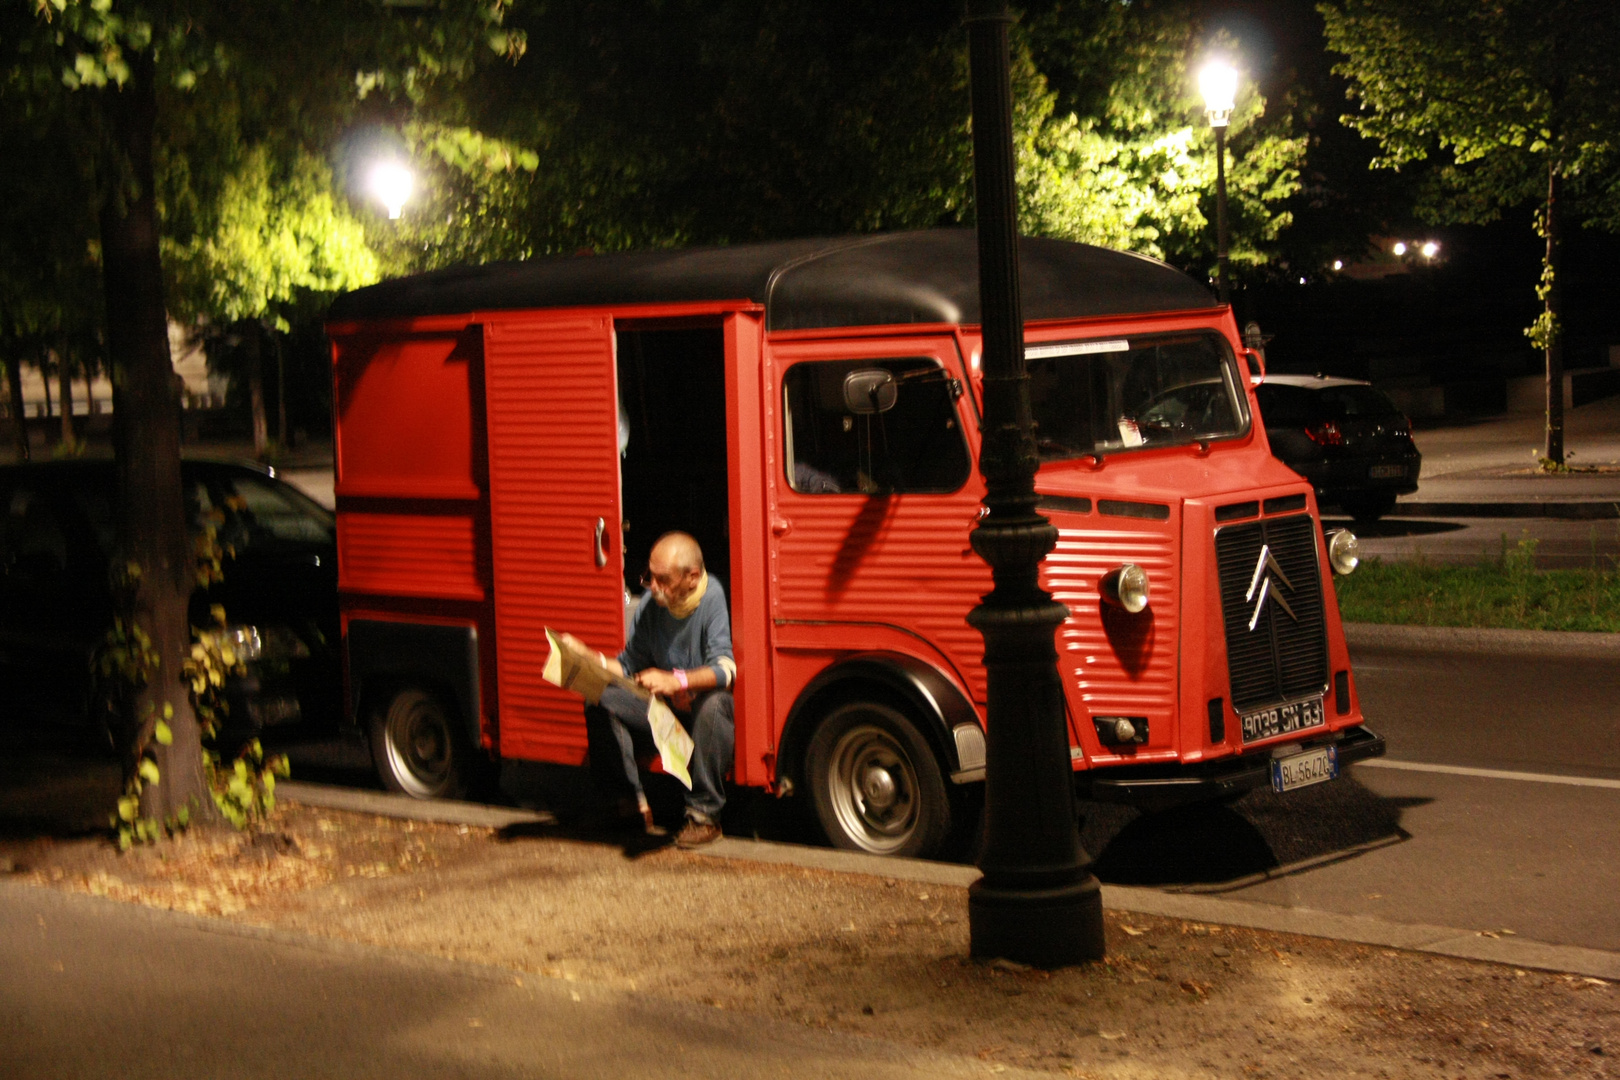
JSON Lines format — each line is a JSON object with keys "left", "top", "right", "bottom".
{"left": 1200, "top": 61, "right": 1238, "bottom": 307}
{"left": 1213, "top": 123, "right": 1230, "bottom": 305}
{"left": 963, "top": 0, "right": 1105, "bottom": 968}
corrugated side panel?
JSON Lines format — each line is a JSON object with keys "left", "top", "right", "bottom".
{"left": 338, "top": 513, "right": 483, "bottom": 601}
{"left": 1045, "top": 522, "right": 1179, "bottom": 741}
{"left": 484, "top": 315, "right": 622, "bottom": 763}
{"left": 773, "top": 496, "right": 991, "bottom": 699}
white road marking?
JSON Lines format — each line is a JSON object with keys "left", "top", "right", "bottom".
{"left": 1359, "top": 758, "right": 1620, "bottom": 790}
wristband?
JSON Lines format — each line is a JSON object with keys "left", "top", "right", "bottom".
{"left": 673, "top": 668, "right": 689, "bottom": 690}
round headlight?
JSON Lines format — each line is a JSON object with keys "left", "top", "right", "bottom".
{"left": 1102, "top": 563, "right": 1151, "bottom": 613}
{"left": 1328, "top": 529, "right": 1360, "bottom": 576}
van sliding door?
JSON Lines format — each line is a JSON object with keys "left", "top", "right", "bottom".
{"left": 484, "top": 314, "right": 623, "bottom": 763}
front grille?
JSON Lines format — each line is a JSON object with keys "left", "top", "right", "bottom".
{"left": 1214, "top": 515, "right": 1330, "bottom": 712}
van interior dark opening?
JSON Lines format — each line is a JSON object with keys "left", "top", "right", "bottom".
{"left": 614, "top": 326, "right": 731, "bottom": 605}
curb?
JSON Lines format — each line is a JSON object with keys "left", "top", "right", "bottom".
{"left": 279, "top": 781, "right": 1620, "bottom": 981}
{"left": 1393, "top": 500, "right": 1620, "bottom": 519}
{"left": 1344, "top": 621, "right": 1620, "bottom": 660}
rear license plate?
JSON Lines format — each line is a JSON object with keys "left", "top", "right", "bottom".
{"left": 1368, "top": 464, "right": 1406, "bottom": 479}
{"left": 1241, "top": 696, "right": 1325, "bottom": 742}
{"left": 1271, "top": 745, "right": 1339, "bottom": 793}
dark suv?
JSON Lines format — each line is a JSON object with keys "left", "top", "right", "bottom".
{"left": 1254, "top": 375, "right": 1422, "bottom": 521}
{"left": 0, "top": 459, "right": 338, "bottom": 751}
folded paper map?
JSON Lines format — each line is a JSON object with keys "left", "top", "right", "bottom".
{"left": 541, "top": 628, "right": 694, "bottom": 789}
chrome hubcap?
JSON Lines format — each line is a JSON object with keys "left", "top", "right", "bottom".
{"left": 827, "top": 724, "right": 918, "bottom": 854}
{"left": 385, "top": 691, "right": 453, "bottom": 797}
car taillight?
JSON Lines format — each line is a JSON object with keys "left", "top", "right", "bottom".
{"left": 1305, "top": 420, "right": 1344, "bottom": 446}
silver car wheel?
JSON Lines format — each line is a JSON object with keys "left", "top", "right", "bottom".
{"left": 380, "top": 689, "right": 456, "bottom": 798}
{"left": 825, "top": 723, "right": 921, "bottom": 855}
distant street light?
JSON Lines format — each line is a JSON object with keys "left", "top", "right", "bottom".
{"left": 1199, "top": 60, "right": 1239, "bottom": 306}
{"left": 368, "top": 161, "right": 415, "bottom": 220}
{"left": 1421, "top": 241, "right": 1441, "bottom": 260}
{"left": 1393, "top": 241, "right": 1408, "bottom": 256}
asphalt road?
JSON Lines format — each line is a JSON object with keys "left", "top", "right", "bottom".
{"left": 1147, "top": 644, "right": 1620, "bottom": 953}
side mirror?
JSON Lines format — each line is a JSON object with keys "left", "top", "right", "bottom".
{"left": 843, "top": 369, "right": 897, "bottom": 414}
{"left": 1244, "top": 348, "right": 1266, "bottom": 386}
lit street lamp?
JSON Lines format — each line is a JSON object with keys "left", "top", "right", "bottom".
{"left": 368, "top": 160, "right": 415, "bottom": 220}
{"left": 1199, "top": 59, "right": 1238, "bottom": 306}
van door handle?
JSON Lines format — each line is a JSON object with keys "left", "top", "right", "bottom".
{"left": 593, "top": 517, "right": 608, "bottom": 567}
{"left": 772, "top": 518, "right": 792, "bottom": 537}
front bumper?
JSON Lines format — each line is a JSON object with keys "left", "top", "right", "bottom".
{"left": 1074, "top": 726, "right": 1385, "bottom": 811}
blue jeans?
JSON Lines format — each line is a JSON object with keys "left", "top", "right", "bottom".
{"left": 594, "top": 685, "right": 734, "bottom": 821}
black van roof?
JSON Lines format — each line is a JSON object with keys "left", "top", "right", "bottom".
{"left": 327, "top": 229, "right": 1216, "bottom": 332}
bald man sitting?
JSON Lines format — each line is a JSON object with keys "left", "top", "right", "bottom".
{"left": 561, "top": 532, "right": 735, "bottom": 848}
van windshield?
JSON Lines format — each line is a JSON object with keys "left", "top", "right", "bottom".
{"left": 1026, "top": 331, "right": 1249, "bottom": 460}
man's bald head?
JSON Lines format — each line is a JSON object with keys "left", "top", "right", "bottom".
{"left": 651, "top": 531, "right": 704, "bottom": 576}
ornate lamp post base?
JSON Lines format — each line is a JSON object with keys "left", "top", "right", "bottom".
{"left": 970, "top": 876, "right": 1105, "bottom": 967}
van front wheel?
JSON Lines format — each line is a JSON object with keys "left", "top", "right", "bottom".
{"left": 806, "top": 701, "right": 950, "bottom": 858}
{"left": 370, "top": 686, "right": 477, "bottom": 800}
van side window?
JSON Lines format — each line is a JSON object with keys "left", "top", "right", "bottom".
{"left": 782, "top": 358, "right": 970, "bottom": 495}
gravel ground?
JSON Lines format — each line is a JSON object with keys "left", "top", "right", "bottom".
{"left": 1, "top": 801, "right": 1613, "bottom": 1080}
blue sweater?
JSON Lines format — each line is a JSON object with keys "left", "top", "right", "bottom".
{"left": 617, "top": 576, "right": 735, "bottom": 692}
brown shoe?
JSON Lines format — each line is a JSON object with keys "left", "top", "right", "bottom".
{"left": 640, "top": 804, "right": 667, "bottom": 837}
{"left": 674, "top": 818, "right": 722, "bottom": 848}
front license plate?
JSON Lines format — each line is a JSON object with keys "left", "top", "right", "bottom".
{"left": 1271, "top": 746, "right": 1339, "bottom": 793}
{"left": 1240, "top": 696, "right": 1325, "bottom": 742}
{"left": 1368, "top": 464, "right": 1406, "bottom": 479}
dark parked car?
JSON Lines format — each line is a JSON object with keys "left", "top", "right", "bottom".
{"left": 0, "top": 459, "right": 338, "bottom": 751}
{"left": 1254, "top": 375, "right": 1422, "bottom": 521}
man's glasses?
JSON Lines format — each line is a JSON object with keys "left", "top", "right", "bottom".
{"left": 640, "top": 567, "right": 684, "bottom": 590}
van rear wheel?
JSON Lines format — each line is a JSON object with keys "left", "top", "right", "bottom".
{"left": 806, "top": 701, "right": 950, "bottom": 858}
{"left": 370, "top": 686, "right": 479, "bottom": 800}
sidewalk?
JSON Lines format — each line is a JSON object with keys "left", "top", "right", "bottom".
{"left": 1398, "top": 394, "right": 1620, "bottom": 517}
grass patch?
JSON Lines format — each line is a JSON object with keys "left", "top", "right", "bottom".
{"left": 1335, "top": 536, "right": 1620, "bottom": 632}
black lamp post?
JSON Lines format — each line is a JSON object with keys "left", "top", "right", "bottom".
{"left": 963, "top": 0, "right": 1105, "bottom": 968}
{"left": 1199, "top": 60, "right": 1238, "bottom": 306}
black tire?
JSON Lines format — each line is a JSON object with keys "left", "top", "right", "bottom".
{"left": 805, "top": 700, "right": 951, "bottom": 858}
{"left": 1338, "top": 490, "right": 1397, "bottom": 522}
{"left": 369, "top": 686, "right": 481, "bottom": 800}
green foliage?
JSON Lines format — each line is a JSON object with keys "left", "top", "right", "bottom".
{"left": 1017, "top": 42, "right": 1304, "bottom": 271}
{"left": 1322, "top": 0, "right": 1620, "bottom": 460}
{"left": 206, "top": 739, "right": 290, "bottom": 831}
{"left": 1320, "top": 0, "right": 1620, "bottom": 199}
{"left": 1335, "top": 536, "right": 1620, "bottom": 632}
{"left": 164, "top": 146, "right": 379, "bottom": 330}
{"left": 187, "top": 606, "right": 289, "bottom": 830}
{"left": 361, "top": 0, "right": 1304, "bottom": 281}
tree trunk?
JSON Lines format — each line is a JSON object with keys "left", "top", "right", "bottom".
{"left": 84, "top": 363, "right": 98, "bottom": 416}
{"left": 1543, "top": 162, "right": 1564, "bottom": 465}
{"left": 6, "top": 362, "right": 29, "bottom": 463}
{"left": 246, "top": 323, "right": 268, "bottom": 458}
{"left": 58, "top": 347, "right": 74, "bottom": 447}
{"left": 99, "top": 53, "right": 210, "bottom": 824}
{"left": 274, "top": 332, "right": 288, "bottom": 448}
{"left": 40, "top": 357, "right": 53, "bottom": 423}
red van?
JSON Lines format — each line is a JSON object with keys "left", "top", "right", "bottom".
{"left": 326, "top": 230, "right": 1382, "bottom": 857}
